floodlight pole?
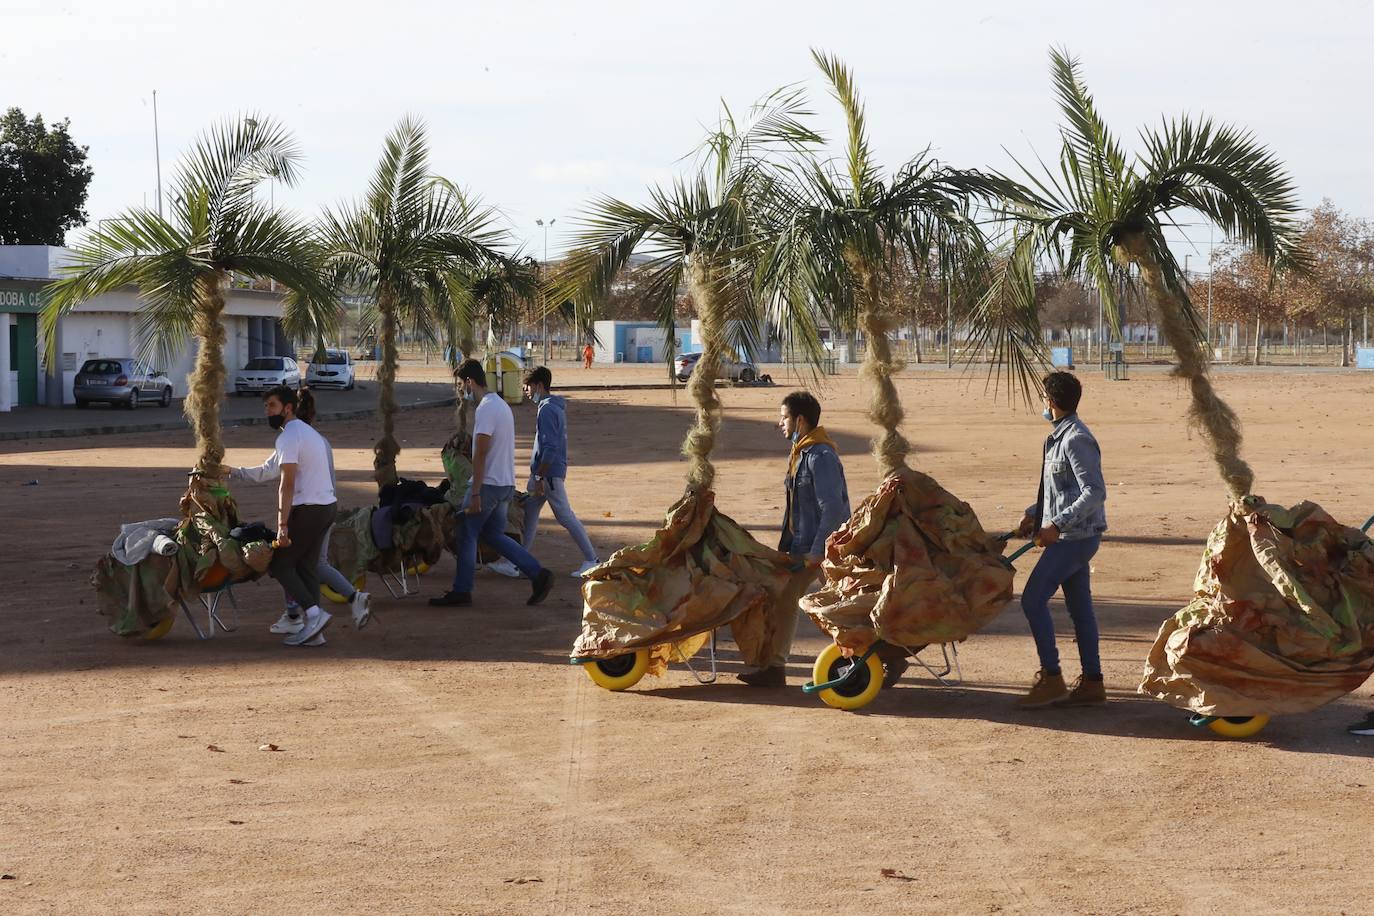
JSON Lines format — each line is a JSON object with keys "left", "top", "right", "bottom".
{"left": 152, "top": 90, "right": 163, "bottom": 218}
{"left": 944, "top": 271, "right": 952, "bottom": 369}
{"left": 537, "top": 217, "right": 555, "bottom": 364}
{"left": 1206, "top": 223, "right": 1213, "bottom": 361}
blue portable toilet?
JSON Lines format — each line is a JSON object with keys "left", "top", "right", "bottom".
{"left": 636, "top": 345, "right": 653, "bottom": 363}
{"left": 1051, "top": 347, "right": 1074, "bottom": 368}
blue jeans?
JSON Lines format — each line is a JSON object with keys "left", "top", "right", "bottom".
{"left": 523, "top": 475, "right": 598, "bottom": 564}
{"left": 452, "top": 484, "right": 542, "bottom": 594}
{"left": 1020, "top": 536, "right": 1102, "bottom": 678}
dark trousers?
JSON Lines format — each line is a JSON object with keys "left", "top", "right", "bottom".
{"left": 269, "top": 502, "right": 337, "bottom": 609}
{"left": 1019, "top": 535, "right": 1102, "bottom": 678}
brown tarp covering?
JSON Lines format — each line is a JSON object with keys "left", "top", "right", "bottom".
{"left": 801, "top": 468, "right": 1014, "bottom": 653}
{"left": 1139, "top": 497, "right": 1374, "bottom": 716}
{"left": 93, "top": 485, "right": 272, "bottom": 637}
{"left": 572, "top": 490, "right": 795, "bottom": 676}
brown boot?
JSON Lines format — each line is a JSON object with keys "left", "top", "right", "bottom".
{"left": 1054, "top": 676, "right": 1107, "bottom": 707}
{"left": 1015, "top": 670, "right": 1068, "bottom": 709}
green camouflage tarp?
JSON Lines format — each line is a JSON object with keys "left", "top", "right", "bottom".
{"left": 571, "top": 490, "right": 795, "bottom": 676}
{"left": 328, "top": 503, "right": 449, "bottom": 582}
{"left": 801, "top": 468, "right": 1014, "bottom": 653}
{"left": 1140, "top": 496, "right": 1374, "bottom": 716}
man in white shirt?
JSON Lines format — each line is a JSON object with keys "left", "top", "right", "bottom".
{"left": 430, "top": 360, "right": 554, "bottom": 607}
{"left": 255, "top": 385, "right": 338, "bottom": 645}
{"left": 229, "top": 386, "right": 371, "bottom": 644}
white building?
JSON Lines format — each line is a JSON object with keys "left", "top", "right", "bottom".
{"left": 0, "top": 245, "right": 291, "bottom": 411}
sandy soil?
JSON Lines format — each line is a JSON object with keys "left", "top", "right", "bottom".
{"left": 2, "top": 367, "right": 1372, "bottom": 915}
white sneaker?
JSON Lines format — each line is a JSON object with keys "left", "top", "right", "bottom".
{"left": 571, "top": 560, "right": 600, "bottom": 578}
{"left": 303, "top": 633, "right": 327, "bottom": 646}
{"left": 270, "top": 612, "right": 303, "bottom": 635}
{"left": 487, "top": 559, "right": 522, "bottom": 578}
{"left": 284, "top": 610, "right": 331, "bottom": 646}
{"left": 351, "top": 590, "right": 372, "bottom": 630}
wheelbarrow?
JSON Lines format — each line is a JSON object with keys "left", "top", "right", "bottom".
{"left": 572, "top": 629, "right": 726, "bottom": 692}
{"left": 802, "top": 536, "right": 1037, "bottom": 711}
{"left": 1178, "top": 511, "right": 1374, "bottom": 740}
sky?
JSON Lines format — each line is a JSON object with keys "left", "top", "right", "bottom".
{"left": 5, "top": 0, "right": 1372, "bottom": 270}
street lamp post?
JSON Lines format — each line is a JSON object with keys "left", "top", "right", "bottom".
{"left": 536, "top": 217, "right": 556, "bottom": 363}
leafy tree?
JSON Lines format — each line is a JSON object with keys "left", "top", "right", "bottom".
{"left": 1207, "top": 245, "right": 1290, "bottom": 364}
{"left": 1284, "top": 200, "right": 1374, "bottom": 366}
{"left": 0, "top": 108, "right": 93, "bottom": 244}
{"left": 1038, "top": 276, "right": 1095, "bottom": 342}
{"left": 43, "top": 116, "right": 336, "bottom": 483}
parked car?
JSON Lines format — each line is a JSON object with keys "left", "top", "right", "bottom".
{"left": 674, "top": 351, "right": 759, "bottom": 383}
{"left": 234, "top": 356, "right": 302, "bottom": 395}
{"left": 305, "top": 348, "right": 355, "bottom": 390}
{"left": 74, "top": 357, "right": 174, "bottom": 409}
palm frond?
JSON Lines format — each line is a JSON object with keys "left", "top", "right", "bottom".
{"left": 962, "top": 230, "right": 1049, "bottom": 404}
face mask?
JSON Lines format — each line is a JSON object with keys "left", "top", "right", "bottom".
{"left": 463, "top": 389, "right": 476, "bottom": 403}
{"left": 268, "top": 413, "right": 286, "bottom": 430}
{"left": 530, "top": 391, "right": 544, "bottom": 404}
{"left": 790, "top": 429, "right": 801, "bottom": 443}
{"left": 1042, "top": 407, "right": 1055, "bottom": 423}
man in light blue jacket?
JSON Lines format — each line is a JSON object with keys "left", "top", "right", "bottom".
{"left": 491, "top": 366, "right": 599, "bottom": 578}
{"left": 738, "top": 391, "right": 851, "bottom": 688}
{"left": 1014, "top": 371, "right": 1109, "bottom": 709}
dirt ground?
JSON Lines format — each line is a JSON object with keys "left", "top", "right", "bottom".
{"left": 2, "top": 366, "right": 1372, "bottom": 915}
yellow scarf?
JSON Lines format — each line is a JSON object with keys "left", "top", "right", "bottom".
{"left": 787, "top": 426, "right": 838, "bottom": 481}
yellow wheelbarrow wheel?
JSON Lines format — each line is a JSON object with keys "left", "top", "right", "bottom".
{"left": 141, "top": 616, "right": 175, "bottom": 641}
{"left": 321, "top": 575, "right": 366, "bottom": 605}
{"left": 1207, "top": 715, "right": 1271, "bottom": 739}
{"left": 582, "top": 649, "right": 651, "bottom": 691}
{"left": 811, "top": 643, "right": 883, "bottom": 710}
{"left": 405, "top": 561, "right": 431, "bottom": 576}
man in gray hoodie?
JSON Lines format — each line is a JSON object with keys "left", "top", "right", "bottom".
{"left": 489, "top": 366, "right": 599, "bottom": 578}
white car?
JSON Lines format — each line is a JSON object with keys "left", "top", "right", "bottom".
{"left": 234, "top": 356, "right": 302, "bottom": 396}
{"left": 306, "top": 348, "right": 355, "bottom": 390}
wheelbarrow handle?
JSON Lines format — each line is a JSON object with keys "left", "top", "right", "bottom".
{"left": 1362, "top": 514, "right": 1374, "bottom": 534}
{"left": 1005, "top": 541, "right": 1036, "bottom": 563}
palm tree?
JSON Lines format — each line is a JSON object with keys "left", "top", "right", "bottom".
{"left": 42, "top": 115, "right": 336, "bottom": 483}
{"left": 446, "top": 254, "right": 541, "bottom": 447}
{"left": 553, "top": 88, "right": 821, "bottom": 494}
{"left": 762, "top": 51, "right": 1004, "bottom": 479}
{"left": 318, "top": 116, "right": 516, "bottom": 486}
{"left": 992, "top": 49, "right": 1307, "bottom": 499}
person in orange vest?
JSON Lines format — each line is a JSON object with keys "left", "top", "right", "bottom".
{"left": 582, "top": 343, "right": 594, "bottom": 369}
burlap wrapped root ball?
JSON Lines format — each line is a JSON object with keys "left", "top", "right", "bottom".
{"left": 802, "top": 468, "right": 1015, "bottom": 653}
{"left": 572, "top": 490, "right": 795, "bottom": 677}
{"left": 1140, "top": 497, "right": 1374, "bottom": 717}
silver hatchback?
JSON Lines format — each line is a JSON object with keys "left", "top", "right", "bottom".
{"left": 74, "top": 358, "right": 174, "bottom": 409}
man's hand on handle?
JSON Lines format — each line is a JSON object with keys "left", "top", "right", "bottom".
{"left": 1015, "top": 513, "right": 1036, "bottom": 538}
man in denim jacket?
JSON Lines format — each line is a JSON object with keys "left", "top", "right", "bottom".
{"left": 739, "top": 391, "right": 851, "bottom": 688}
{"left": 1013, "top": 371, "right": 1109, "bottom": 708}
